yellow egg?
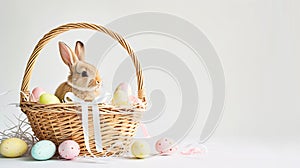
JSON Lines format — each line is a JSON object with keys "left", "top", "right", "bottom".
{"left": 0, "top": 138, "right": 28, "bottom": 158}
{"left": 131, "top": 140, "right": 151, "bottom": 159}
{"left": 39, "top": 93, "right": 60, "bottom": 104}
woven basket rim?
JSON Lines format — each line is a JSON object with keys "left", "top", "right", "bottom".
{"left": 20, "top": 101, "right": 146, "bottom": 114}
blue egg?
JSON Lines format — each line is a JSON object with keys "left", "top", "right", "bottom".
{"left": 31, "top": 140, "right": 56, "bottom": 161}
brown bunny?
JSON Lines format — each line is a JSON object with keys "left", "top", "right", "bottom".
{"left": 55, "top": 41, "right": 102, "bottom": 102}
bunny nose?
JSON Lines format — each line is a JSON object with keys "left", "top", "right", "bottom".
{"left": 95, "top": 74, "right": 101, "bottom": 81}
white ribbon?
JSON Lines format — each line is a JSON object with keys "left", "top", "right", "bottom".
{"left": 64, "top": 92, "right": 111, "bottom": 155}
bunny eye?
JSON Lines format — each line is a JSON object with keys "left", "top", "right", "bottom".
{"left": 81, "top": 71, "right": 88, "bottom": 77}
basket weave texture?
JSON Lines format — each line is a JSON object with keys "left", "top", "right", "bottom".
{"left": 19, "top": 23, "right": 146, "bottom": 157}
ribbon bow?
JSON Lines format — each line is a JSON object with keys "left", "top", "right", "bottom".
{"left": 64, "top": 92, "right": 111, "bottom": 155}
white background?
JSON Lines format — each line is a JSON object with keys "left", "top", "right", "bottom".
{"left": 0, "top": 0, "right": 300, "bottom": 167}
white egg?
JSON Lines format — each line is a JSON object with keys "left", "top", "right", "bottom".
{"left": 112, "top": 82, "right": 133, "bottom": 106}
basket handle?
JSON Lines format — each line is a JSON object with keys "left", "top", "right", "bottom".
{"left": 20, "top": 23, "right": 146, "bottom": 102}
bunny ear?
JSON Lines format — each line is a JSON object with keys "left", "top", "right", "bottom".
{"left": 75, "top": 41, "right": 85, "bottom": 61}
{"left": 58, "top": 41, "right": 77, "bottom": 67}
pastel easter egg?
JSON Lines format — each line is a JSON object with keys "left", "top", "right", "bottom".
{"left": 117, "top": 82, "right": 133, "bottom": 95}
{"left": 129, "top": 95, "right": 142, "bottom": 105}
{"left": 39, "top": 93, "right": 60, "bottom": 104}
{"left": 30, "top": 87, "right": 46, "bottom": 102}
{"left": 0, "top": 138, "right": 28, "bottom": 158}
{"left": 155, "top": 138, "right": 177, "bottom": 155}
{"left": 112, "top": 90, "right": 130, "bottom": 106}
{"left": 112, "top": 82, "right": 132, "bottom": 106}
{"left": 58, "top": 140, "right": 80, "bottom": 160}
{"left": 31, "top": 140, "right": 56, "bottom": 161}
{"left": 131, "top": 140, "right": 151, "bottom": 159}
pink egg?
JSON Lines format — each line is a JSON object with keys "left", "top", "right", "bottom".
{"left": 30, "top": 87, "right": 45, "bottom": 102}
{"left": 155, "top": 138, "right": 177, "bottom": 155}
{"left": 58, "top": 140, "right": 80, "bottom": 160}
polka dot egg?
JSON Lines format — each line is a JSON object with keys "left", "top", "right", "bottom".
{"left": 0, "top": 138, "right": 28, "bottom": 158}
{"left": 155, "top": 138, "right": 177, "bottom": 155}
{"left": 58, "top": 140, "right": 80, "bottom": 160}
{"left": 31, "top": 140, "right": 56, "bottom": 161}
{"left": 131, "top": 140, "right": 151, "bottom": 159}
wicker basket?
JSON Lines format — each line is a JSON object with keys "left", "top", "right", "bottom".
{"left": 19, "top": 23, "right": 146, "bottom": 157}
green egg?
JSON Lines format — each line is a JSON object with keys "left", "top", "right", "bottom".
{"left": 31, "top": 140, "right": 56, "bottom": 161}
{"left": 39, "top": 93, "right": 60, "bottom": 104}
